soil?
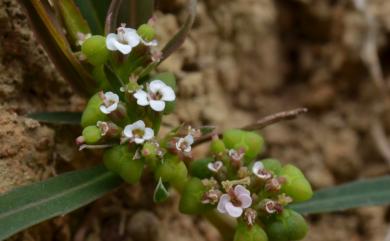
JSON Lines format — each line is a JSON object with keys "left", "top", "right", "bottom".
{"left": 1, "top": 0, "right": 390, "bottom": 240}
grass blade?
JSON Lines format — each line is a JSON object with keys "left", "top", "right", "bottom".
{"left": 290, "top": 175, "right": 390, "bottom": 214}
{"left": 0, "top": 165, "right": 122, "bottom": 240}
{"left": 28, "top": 112, "right": 82, "bottom": 125}
{"left": 75, "top": 0, "right": 110, "bottom": 34}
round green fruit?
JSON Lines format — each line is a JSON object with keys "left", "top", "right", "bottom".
{"left": 234, "top": 222, "right": 268, "bottom": 241}
{"left": 82, "top": 125, "right": 102, "bottom": 144}
{"left": 81, "top": 93, "right": 108, "bottom": 128}
{"left": 81, "top": 35, "right": 109, "bottom": 66}
{"left": 280, "top": 164, "right": 313, "bottom": 202}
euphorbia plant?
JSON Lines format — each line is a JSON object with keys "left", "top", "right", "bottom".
{"left": 1, "top": 0, "right": 390, "bottom": 241}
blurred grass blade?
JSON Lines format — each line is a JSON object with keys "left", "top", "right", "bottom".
{"left": 75, "top": 0, "right": 110, "bottom": 34}
{"left": 119, "top": 0, "right": 155, "bottom": 28}
{"left": 160, "top": 0, "right": 197, "bottom": 62}
{"left": 290, "top": 175, "right": 390, "bottom": 214}
{"left": 57, "top": 0, "right": 91, "bottom": 45}
{"left": 0, "top": 165, "right": 122, "bottom": 241}
{"left": 28, "top": 112, "right": 82, "bottom": 125}
{"left": 104, "top": 64, "right": 125, "bottom": 92}
{"left": 105, "top": 0, "right": 123, "bottom": 34}
{"left": 18, "top": 0, "right": 97, "bottom": 96}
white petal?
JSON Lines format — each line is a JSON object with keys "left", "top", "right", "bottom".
{"left": 252, "top": 161, "right": 264, "bottom": 174}
{"left": 133, "top": 90, "right": 149, "bottom": 106}
{"left": 134, "top": 138, "right": 145, "bottom": 144}
{"left": 150, "top": 100, "right": 165, "bottom": 112}
{"left": 123, "top": 125, "right": 134, "bottom": 138}
{"left": 132, "top": 120, "right": 145, "bottom": 130}
{"left": 161, "top": 86, "right": 176, "bottom": 101}
{"left": 141, "top": 39, "right": 158, "bottom": 46}
{"left": 217, "top": 194, "right": 230, "bottom": 214}
{"left": 183, "top": 146, "right": 192, "bottom": 153}
{"left": 99, "top": 105, "right": 110, "bottom": 114}
{"left": 225, "top": 202, "right": 243, "bottom": 218}
{"left": 106, "top": 33, "right": 118, "bottom": 50}
{"left": 234, "top": 185, "right": 250, "bottom": 196}
{"left": 105, "top": 91, "right": 119, "bottom": 101}
{"left": 238, "top": 194, "right": 252, "bottom": 209}
{"left": 176, "top": 138, "right": 184, "bottom": 151}
{"left": 149, "top": 80, "right": 166, "bottom": 93}
{"left": 124, "top": 28, "right": 141, "bottom": 47}
{"left": 106, "top": 102, "right": 118, "bottom": 113}
{"left": 143, "top": 128, "right": 154, "bottom": 140}
{"left": 184, "top": 135, "right": 194, "bottom": 145}
{"left": 113, "top": 41, "right": 132, "bottom": 54}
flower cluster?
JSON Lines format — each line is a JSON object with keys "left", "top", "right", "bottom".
{"left": 77, "top": 21, "right": 313, "bottom": 241}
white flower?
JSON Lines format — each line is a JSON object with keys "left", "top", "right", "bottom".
{"left": 141, "top": 38, "right": 158, "bottom": 47}
{"left": 176, "top": 134, "right": 194, "bottom": 153}
{"left": 123, "top": 120, "right": 154, "bottom": 144}
{"left": 217, "top": 185, "right": 252, "bottom": 218}
{"left": 252, "top": 161, "right": 272, "bottom": 180}
{"left": 133, "top": 80, "right": 176, "bottom": 112}
{"left": 99, "top": 91, "right": 119, "bottom": 114}
{"left": 106, "top": 25, "right": 141, "bottom": 54}
{"left": 207, "top": 161, "right": 223, "bottom": 173}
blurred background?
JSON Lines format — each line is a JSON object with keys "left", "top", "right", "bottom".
{"left": 1, "top": 0, "right": 390, "bottom": 240}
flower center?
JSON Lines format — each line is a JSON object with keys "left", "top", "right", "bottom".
{"left": 149, "top": 90, "right": 163, "bottom": 100}
{"left": 133, "top": 128, "right": 145, "bottom": 138}
{"left": 228, "top": 189, "right": 242, "bottom": 207}
{"left": 117, "top": 27, "right": 128, "bottom": 44}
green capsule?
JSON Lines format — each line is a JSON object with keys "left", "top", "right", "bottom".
{"left": 81, "top": 35, "right": 109, "bottom": 66}
{"left": 103, "top": 145, "right": 128, "bottom": 173}
{"left": 179, "top": 178, "right": 212, "bottom": 214}
{"left": 210, "top": 138, "right": 226, "bottom": 156}
{"left": 234, "top": 222, "right": 268, "bottom": 241}
{"left": 261, "top": 158, "right": 282, "bottom": 175}
{"left": 242, "top": 132, "right": 264, "bottom": 160}
{"left": 142, "top": 142, "right": 159, "bottom": 170}
{"left": 82, "top": 125, "right": 102, "bottom": 144}
{"left": 81, "top": 93, "right": 108, "bottom": 128}
{"left": 190, "top": 158, "right": 213, "bottom": 179}
{"left": 265, "top": 209, "right": 308, "bottom": 241}
{"left": 223, "top": 129, "right": 245, "bottom": 149}
{"left": 137, "top": 24, "right": 156, "bottom": 42}
{"left": 155, "top": 155, "right": 188, "bottom": 190}
{"left": 118, "top": 155, "right": 144, "bottom": 184}
{"left": 280, "top": 165, "right": 313, "bottom": 202}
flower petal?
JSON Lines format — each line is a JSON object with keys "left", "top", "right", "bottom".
{"left": 113, "top": 41, "right": 132, "bottom": 54}
{"left": 134, "top": 138, "right": 145, "bottom": 144}
{"left": 124, "top": 28, "right": 141, "bottom": 47}
{"left": 99, "top": 105, "right": 110, "bottom": 114}
{"left": 184, "top": 134, "right": 194, "bottom": 145}
{"left": 141, "top": 39, "right": 158, "bottom": 46}
{"left": 132, "top": 120, "right": 145, "bottom": 130}
{"left": 123, "top": 125, "right": 134, "bottom": 138}
{"left": 143, "top": 128, "right": 154, "bottom": 140}
{"left": 133, "top": 90, "right": 149, "bottom": 106}
{"left": 149, "top": 80, "right": 166, "bottom": 93}
{"left": 234, "top": 185, "right": 250, "bottom": 196}
{"left": 106, "top": 102, "right": 118, "bottom": 113}
{"left": 252, "top": 161, "right": 264, "bottom": 174}
{"left": 225, "top": 202, "right": 243, "bottom": 218}
{"left": 161, "top": 86, "right": 176, "bottom": 101}
{"left": 238, "top": 194, "right": 252, "bottom": 209}
{"left": 217, "top": 194, "right": 230, "bottom": 214}
{"left": 150, "top": 100, "right": 165, "bottom": 112}
{"left": 106, "top": 33, "right": 118, "bottom": 51}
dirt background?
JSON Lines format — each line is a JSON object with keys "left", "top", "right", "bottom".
{"left": 1, "top": 0, "right": 390, "bottom": 240}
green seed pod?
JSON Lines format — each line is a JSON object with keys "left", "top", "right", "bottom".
{"left": 81, "top": 35, "right": 109, "bottom": 66}
{"left": 82, "top": 125, "right": 102, "bottom": 144}
{"left": 223, "top": 129, "right": 245, "bottom": 149}
{"left": 261, "top": 158, "right": 282, "bottom": 175}
{"left": 280, "top": 165, "right": 313, "bottom": 202}
{"left": 155, "top": 155, "right": 188, "bottom": 190}
{"left": 234, "top": 222, "right": 268, "bottom": 241}
{"left": 190, "top": 158, "right": 213, "bottom": 179}
{"left": 265, "top": 209, "right": 308, "bottom": 241}
{"left": 210, "top": 138, "right": 226, "bottom": 156}
{"left": 137, "top": 24, "right": 156, "bottom": 42}
{"left": 118, "top": 156, "right": 145, "bottom": 184}
{"left": 103, "top": 145, "right": 128, "bottom": 173}
{"left": 81, "top": 93, "right": 108, "bottom": 128}
{"left": 179, "top": 178, "right": 212, "bottom": 214}
{"left": 242, "top": 132, "right": 264, "bottom": 160}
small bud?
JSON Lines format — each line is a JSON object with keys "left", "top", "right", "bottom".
{"left": 261, "top": 199, "right": 283, "bottom": 214}
{"left": 81, "top": 35, "right": 109, "bottom": 66}
{"left": 82, "top": 126, "right": 102, "bottom": 144}
{"left": 265, "top": 177, "right": 285, "bottom": 193}
{"left": 207, "top": 161, "right": 223, "bottom": 173}
{"left": 97, "top": 121, "right": 121, "bottom": 138}
{"left": 142, "top": 141, "right": 159, "bottom": 170}
{"left": 244, "top": 208, "right": 257, "bottom": 226}
{"left": 201, "top": 188, "right": 222, "bottom": 205}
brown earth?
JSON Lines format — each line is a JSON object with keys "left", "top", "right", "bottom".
{"left": 1, "top": 0, "right": 390, "bottom": 240}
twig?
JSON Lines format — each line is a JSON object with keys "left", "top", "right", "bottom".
{"left": 193, "top": 107, "right": 308, "bottom": 146}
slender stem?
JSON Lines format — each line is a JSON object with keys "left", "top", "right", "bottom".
{"left": 193, "top": 107, "right": 308, "bottom": 147}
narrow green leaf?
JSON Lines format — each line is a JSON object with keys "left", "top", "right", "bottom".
{"left": 75, "top": 0, "right": 110, "bottom": 34}
{"left": 104, "top": 64, "right": 124, "bottom": 92}
{"left": 290, "top": 175, "right": 390, "bottom": 214}
{"left": 0, "top": 165, "right": 122, "bottom": 240}
{"left": 120, "top": 0, "right": 154, "bottom": 28}
{"left": 200, "top": 126, "right": 216, "bottom": 135}
{"left": 28, "top": 112, "right": 82, "bottom": 125}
